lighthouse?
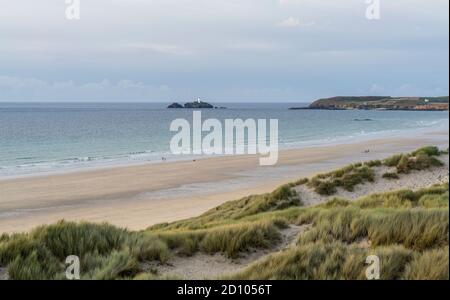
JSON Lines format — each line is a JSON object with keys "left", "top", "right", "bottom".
{"left": 197, "top": 97, "right": 201, "bottom": 103}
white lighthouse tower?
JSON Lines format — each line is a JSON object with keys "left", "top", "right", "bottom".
{"left": 197, "top": 97, "right": 201, "bottom": 103}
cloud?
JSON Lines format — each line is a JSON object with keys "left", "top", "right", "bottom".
{"left": 276, "top": 17, "right": 315, "bottom": 28}
{"left": 277, "top": 17, "right": 300, "bottom": 27}
{"left": 0, "top": 0, "right": 447, "bottom": 102}
{"left": 369, "top": 83, "right": 386, "bottom": 94}
{"left": 366, "top": 83, "right": 448, "bottom": 97}
{"left": 226, "top": 42, "right": 276, "bottom": 51}
{"left": 0, "top": 75, "right": 171, "bottom": 101}
{"left": 121, "top": 43, "right": 192, "bottom": 56}
{"left": 278, "top": 0, "right": 301, "bottom": 5}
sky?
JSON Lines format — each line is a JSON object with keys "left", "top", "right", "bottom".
{"left": 0, "top": 0, "right": 448, "bottom": 102}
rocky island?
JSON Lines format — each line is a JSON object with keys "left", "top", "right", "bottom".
{"left": 168, "top": 98, "right": 224, "bottom": 109}
{"left": 167, "top": 102, "right": 184, "bottom": 109}
{"left": 290, "top": 96, "right": 449, "bottom": 111}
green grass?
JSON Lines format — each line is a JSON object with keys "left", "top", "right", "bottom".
{"left": 395, "top": 153, "right": 444, "bottom": 174}
{"left": 228, "top": 184, "right": 449, "bottom": 280}
{"left": 230, "top": 242, "right": 450, "bottom": 280}
{"left": 1, "top": 183, "right": 448, "bottom": 279}
{"left": 383, "top": 146, "right": 445, "bottom": 174}
{"left": 355, "top": 183, "right": 449, "bottom": 209}
{"left": 412, "top": 146, "right": 441, "bottom": 157}
{"left": 364, "top": 160, "right": 382, "bottom": 167}
{"left": 296, "top": 207, "right": 448, "bottom": 250}
{"left": 383, "top": 154, "right": 404, "bottom": 167}
{"left": 307, "top": 165, "right": 375, "bottom": 195}
{"left": 227, "top": 242, "right": 416, "bottom": 280}
{"left": 0, "top": 146, "right": 448, "bottom": 280}
{"left": 0, "top": 222, "right": 169, "bottom": 280}
{"left": 149, "top": 185, "right": 300, "bottom": 231}
{"left": 403, "top": 247, "right": 449, "bottom": 280}
{"left": 199, "top": 220, "right": 284, "bottom": 258}
{"left": 382, "top": 172, "right": 399, "bottom": 180}
{"left": 287, "top": 178, "right": 309, "bottom": 187}
{"left": 298, "top": 146, "right": 445, "bottom": 196}
{"left": 153, "top": 219, "right": 286, "bottom": 258}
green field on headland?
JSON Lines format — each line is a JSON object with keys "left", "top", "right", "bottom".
{"left": 290, "top": 96, "right": 449, "bottom": 111}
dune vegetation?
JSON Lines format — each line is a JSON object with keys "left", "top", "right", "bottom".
{"left": 0, "top": 146, "right": 448, "bottom": 280}
{"left": 304, "top": 146, "right": 446, "bottom": 196}
{"left": 230, "top": 183, "right": 449, "bottom": 280}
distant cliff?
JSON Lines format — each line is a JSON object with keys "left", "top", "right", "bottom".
{"left": 290, "top": 96, "right": 449, "bottom": 111}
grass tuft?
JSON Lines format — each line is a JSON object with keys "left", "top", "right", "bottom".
{"left": 382, "top": 172, "right": 399, "bottom": 180}
{"left": 308, "top": 165, "right": 375, "bottom": 195}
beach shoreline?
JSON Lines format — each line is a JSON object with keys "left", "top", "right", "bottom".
{"left": 0, "top": 130, "right": 448, "bottom": 234}
{"left": 1, "top": 118, "right": 448, "bottom": 181}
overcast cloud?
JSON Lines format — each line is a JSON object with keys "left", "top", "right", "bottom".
{"left": 0, "top": 0, "right": 448, "bottom": 102}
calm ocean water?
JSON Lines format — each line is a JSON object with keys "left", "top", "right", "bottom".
{"left": 0, "top": 102, "right": 448, "bottom": 177}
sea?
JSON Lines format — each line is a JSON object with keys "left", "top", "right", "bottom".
{"left": 0, "top": 102, "right": 448, "bottom": 178}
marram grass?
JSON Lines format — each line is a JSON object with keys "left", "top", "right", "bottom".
{"left": 0, "top": 147, "right": 448, "bottom": 280}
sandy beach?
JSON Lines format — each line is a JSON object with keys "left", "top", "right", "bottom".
{"left": 0, "top": 131, "right": 448, "bottom": 234}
